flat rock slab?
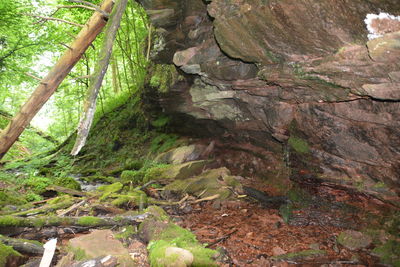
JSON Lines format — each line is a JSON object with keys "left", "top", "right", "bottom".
{"left": 69, "top": 230, "right": 134, "bottom": 266}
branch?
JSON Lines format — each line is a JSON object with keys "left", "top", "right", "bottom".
{"left": 24, "top": 72, "right": 43, "bottom": 82}
{"left": 67, "top": 0, "right": 110, "bottom": 18}
{"left": 25, "top": 14, "right": 84, "bottom": 27}
{"left": 57, "top": 5, "right": 97, "bottom": 12}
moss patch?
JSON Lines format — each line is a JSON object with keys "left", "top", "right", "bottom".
{"left": 77, "top": 216, "right": 103, "bottom": 227}
{"left": 372, "top": 240, "right": 400, "bottom": 266}
{"left": 0, "top": 241, "right": 21, "bottom": 267}
{"left": 288, "top": 136, "right": 310, "bottom": 154}
{"left": 54, "top": 176, "right": 81, "bottom": 191}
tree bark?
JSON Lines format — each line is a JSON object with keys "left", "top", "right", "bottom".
{"left": 0, "top": 0, "right": 114, "bottom": 161}
{"left": 71, "top": 0, "right": 128, "bottom": 156}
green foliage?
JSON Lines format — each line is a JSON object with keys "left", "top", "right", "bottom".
{"left": 151, "top": 116, "right": 170, "bottom": 128}
{"left": 124, "top": 159, "right": 144, "bottom": 170}
{"left": 23, "top": 176, "right": 51, "bottom": 195}
{"left": 151, "top": 134, "right": 178, "bottom": 153}
{"left": 121, "top": 170, "right": 143, "bottom": 183}
{"left": 0, "top": 190, "right": 27, "bottom": 207}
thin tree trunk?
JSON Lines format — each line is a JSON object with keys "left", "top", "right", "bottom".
{"left": 0, "top": 0, "right": 114, "bottom": 160}
{"left": 111, "top": 55, "right": 120, "bottom": 93}
{"left": 71, "top": 0, "right": 128, "bottom": 156}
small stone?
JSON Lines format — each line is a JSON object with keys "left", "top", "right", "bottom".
{"left": 272, "top": 246, "right": 287, "bottom": 256}
{"left": 309, "top": 243, "right": 320, "bottom": 250}
{"left": 165, "top": 247, "right": 194, "bottom": 267}
{"left": 212, "top": 200, "right": 221, "bottom": 210}
{"left": 337, "top": 230, "right": 372, "bottom": 250}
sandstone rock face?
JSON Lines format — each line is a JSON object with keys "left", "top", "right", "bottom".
{"left": 139, "top": 0, "right": 400, "bottom": 202}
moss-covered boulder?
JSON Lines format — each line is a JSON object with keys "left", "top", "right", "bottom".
{"left": 68, "top": 230, "right": 134, "bottom": 267}
{"left": 143, "top": 160, "right": 208, "bottom": 182}
{"left": 337, "top": 230, "right": 372, "bottom": 250}
{"left": 139, "top": 206, "right": 217, "bottom": 267}
{"left": 164, "top": 167, "right": 242, "bottom": 200}
{"left": 155, "top": 145, "right": 205, "bottom": 164}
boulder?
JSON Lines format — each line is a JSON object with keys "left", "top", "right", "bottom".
{"left": 68, "top": 230, "right": 134, "bottom": 267}
{"left": 337, "top": 230, "right": 372, "bottom": 250}
{"left": 155, "top": 144, "right": 206, "bottom": 164}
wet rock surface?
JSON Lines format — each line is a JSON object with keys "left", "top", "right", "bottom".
{"left": 140, "top": 0, "right": 400, "bottom": 202}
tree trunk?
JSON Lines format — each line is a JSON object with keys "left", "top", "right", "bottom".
{"left": 0, "top": 0, "right": 114, "bottom": 161}
{"left": 71, "top": 0, "right": 128, "bottom": 156}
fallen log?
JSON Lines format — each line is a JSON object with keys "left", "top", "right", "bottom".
{"left": 46, "top": 185, "right": 87, "bottom": 197}
{"left": 0, "top": 235, "right": 44, "bottom": 255}
{"left": 0, "top": 213, "right": 149, "bottom": 228}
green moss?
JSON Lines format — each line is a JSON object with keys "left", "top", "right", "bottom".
{"left": 111, "top": 190, "right": 148, "bottom": 208}
{"left": 149, "top": 64, "right": 181, "bottom": 93}
{"left": 23, "top": 176, "right": 52, "bottom": 194}
{"left": 147, "top": 223, "right": 217, "bottom": 267}
{"left": 0, "top": 241, "right": 21, "bottom": 267}
{"left": 279, "top": 203, "right": 293, "bottom": 224}
{"left": 272, "top": 249, "right": 326, "bottom": 260}
{"left": 121, "top": 170, "right": 144, "bottom": 184}
{"left": 145, "top": 206, "right": 169, "bottom": 220}
{"left": 81, "top": 175, "right": 115, "bottom": 184}
{"left": 97, "top": 182, "right": 123, "bottom": 201}
{"left": 0, "top": 190, "right": 27, "bottom": 207}
{"left": 150, "top": 134, "right": 178, "bottom": 153}
{"left": 287, "top": 186, "right": 312, "bottom": 205}
{"left": 115, "top": 225, "right": 137, "bottom": 240}
{"left": 372, "top": 240, "right": 400, "bottom": 266}
{"left": 77, "top": 216, "right": 103, "bottom": 227}
{"left": 69, "top": 246, "right": 88, "bottom": 261}
{"left": 124, "top": 159, "right": 144, "bottom": 171}
{"left": 54, "top": 176, "right": 81, "bottom": 191}
{"left": 143, "top": 164, "right": 170, "bottom": 183}
{"left": 288, "top": 136, "right": 310, "bottom": 154}
{"left": 0, "top": 216, "right": 23, "bottom": 227}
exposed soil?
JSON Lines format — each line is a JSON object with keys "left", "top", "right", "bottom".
{"left": 163, "top": 177, "right": 394, "bottom": 267}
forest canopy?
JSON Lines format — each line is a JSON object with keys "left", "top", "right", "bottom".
{"left": 0, "top": 0, "right": 149, "bottom": 160}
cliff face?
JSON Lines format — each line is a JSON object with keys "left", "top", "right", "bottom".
{"left": 139, "top": 0, "right": 400, "bottom": 201}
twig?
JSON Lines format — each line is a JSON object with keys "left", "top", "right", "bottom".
{"left": 139, "top": 180, "right": 157, "bottom": 191}
{"left": 59, "top": 42, "right": 73, "bottom": 50}
{"left": 32, "top": 197, "right": 58, "bottom": 205}
{"left": 67, "top": 0, "right": 110, "bottom": 18}
{"left": 146, "top": 24, "right": 152, "bottom": 61}
{"left": 178, "top": 194, "right": 189, "bottom": 205}
{"left": 24, "top": 72, "right": 43, "bottom": 82}
{"left": 57, "top": 5, "right": 97, "bottom": 12}
{"left": 26, "top": 14, "right": 84, "bottom": 27}
{"left": 58, "top": 199, "right": 86, "bottom": 216}
{"left": 192, "top": 194, "right": 220, "bottom": 204}
{"left": 206, "top": 229, "right": 238, "bottom": 248}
